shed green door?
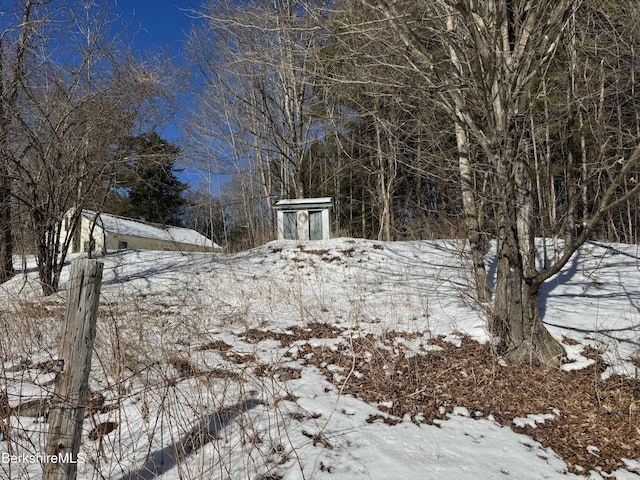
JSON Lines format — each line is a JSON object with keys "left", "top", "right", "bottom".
{"left": 283, "top": 212, "right": 297, "bottom": 239}
{"left": 309, "top": 210, "right": 323, "bottom": 240}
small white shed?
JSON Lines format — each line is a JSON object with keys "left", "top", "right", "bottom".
{"left": 274, "top": 197, "right": 332, "bottom": 241}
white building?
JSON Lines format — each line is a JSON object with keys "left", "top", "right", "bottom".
{"left": 61, "top": 209, "right": 220, "bottom": 253}
{"left": 273, "top": 197, "right": 332, "bottom": 241}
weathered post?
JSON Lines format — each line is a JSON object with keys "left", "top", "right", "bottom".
{"left": 43, "top": 259, "right": 103, "bottom": 480}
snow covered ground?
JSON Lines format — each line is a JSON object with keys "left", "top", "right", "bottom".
{"left": 0, "top": 238, "right": 639, "bottom": 479}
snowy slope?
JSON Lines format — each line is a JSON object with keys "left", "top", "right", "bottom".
{"left": 0, "top": 238, "right": 639, "bottom": 479}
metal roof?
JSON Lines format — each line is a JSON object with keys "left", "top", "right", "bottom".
{"left": 81, "top": 210, "right": 220, "bottom": 248}
{"left": 273, "top": 197, "right": 333, "bottom": 210}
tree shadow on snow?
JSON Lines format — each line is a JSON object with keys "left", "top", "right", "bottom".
{"left": 536, "top": 241, "right": 640, "bottom": 344}
{"left": 117, "top": 398, "right": 263, "bottom": 480}
{"left": 484, "top": 241, "right": 640, "bottom": 344}
{"left": 537, "top": 247, "right": 583, "bottom": 320}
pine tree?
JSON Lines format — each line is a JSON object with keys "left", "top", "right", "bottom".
{"left": 119, "top": 132, "right": 188, "bottom": 226}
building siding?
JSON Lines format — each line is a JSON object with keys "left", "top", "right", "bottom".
{"left": 60, "top": 209, "right": 217, "bottom": 254}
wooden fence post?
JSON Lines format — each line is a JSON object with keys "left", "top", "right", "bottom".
{"left": 43, "top": 259, "right": 103, "bottom": 480}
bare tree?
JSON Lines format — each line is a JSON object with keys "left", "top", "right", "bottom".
{"left": 4, "top": 0, "right": 167, "bottom": 295}
{"left": 347, "top": 0, "right": 640, "bottom": 365}
{"left": 0, "top": 0, "right": 38, "bottom": 284}
{"left": 185, "top": 0, "right": 325, "bottom": 244}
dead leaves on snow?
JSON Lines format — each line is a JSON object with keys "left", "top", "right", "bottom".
{"left": 296, "top": 332, "right": 640, "bottom": 476}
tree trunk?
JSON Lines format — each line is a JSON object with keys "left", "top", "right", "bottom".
{"left": 0, "top": 41, "right": 15, "bottom": 284}
{"left": 0, "top": 1, "right": 36, "bottom": 284}
{"left": 0, "top": 172, "right": 13, "bottom": 284}
{"left": 492, "top": 210, "right": 565, "bottom": 366}
{"left": 375, "top": 119, "right": 393, "bottom": 241}
{"left": 454, "top": 120, "right": 489, "bottom": 302}
{"left": 446, "top": 11, "right": 490, "bottom": 303}
{"left": 492, "top": 153, "right": 565, "bottom": 367}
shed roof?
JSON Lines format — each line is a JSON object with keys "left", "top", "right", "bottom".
{"left": 274, "top": 197, "right": 333, "bottom": 210}
{"left": 82, "top": 210, "right": 220, "bottom": 249}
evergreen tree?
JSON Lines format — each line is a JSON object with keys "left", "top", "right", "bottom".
{"left": 119, "top": 132, "right": 188, "bottom": 226}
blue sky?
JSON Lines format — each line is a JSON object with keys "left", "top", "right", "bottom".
{"left": 117, "top": 0, "right": 203, "bottom": 56}
{"left": 117, "top": 0, "right": 209, "bottom": 188}
{"left": 118, "top": 0, "right": 202, "bottom": 139}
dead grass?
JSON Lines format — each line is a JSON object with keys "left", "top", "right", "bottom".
{"left": 286, "top": 331, "right": 640, "bottom": 476}
{"left": 3, "top": 280, "right": 637, "bottom": 478}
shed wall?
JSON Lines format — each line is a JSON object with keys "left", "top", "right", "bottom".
{"left": 275, "top": 207, "right": 331, "bottom": 241}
